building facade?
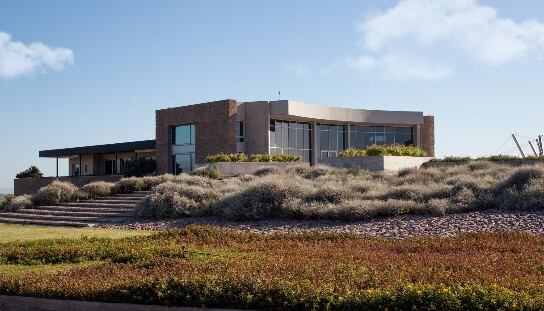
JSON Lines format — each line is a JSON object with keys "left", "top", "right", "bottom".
{"left": 39, "top": 99, "right": 434, "bottom": 176}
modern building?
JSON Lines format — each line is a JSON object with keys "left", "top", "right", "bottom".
{"left": 39, "top": 99, "right": 434, "bottom": 176}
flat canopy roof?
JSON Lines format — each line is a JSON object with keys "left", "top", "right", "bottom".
{"left": 39, "top": 140, "right": 156, "bottom": 158}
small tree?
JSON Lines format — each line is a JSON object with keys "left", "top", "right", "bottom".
{"left": 16, "top": 166, "right": 43, "bottom": 179}
{"left": 124, "top": 158, "right": 156, "bottom": 177}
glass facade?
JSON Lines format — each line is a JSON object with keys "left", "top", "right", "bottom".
{"left": 269, "top": 120, "right": 311, "bottom": 162}
{"left": 172, "top": 124, "right": 195, "bottom": 146}
{"left": 349, "top": 126, "right": 414, "bottom": 149}
{"left": 317, "top": 124, "right": 345, "bottom": 159}
{"left": 171, "top": 124, "right": 196, "bottom": 174}
{"left": 172, "top": 153, "right": 195, "bottom": 174}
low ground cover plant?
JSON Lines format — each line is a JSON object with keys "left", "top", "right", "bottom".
{"left": 0, "top": 226, "right": 542, "bottom": 309}
{"left": 339, "top": 145, "right": 428, "bottom": 157}
{"left": 205, "top": 152, "right": 300, "bottom": 162}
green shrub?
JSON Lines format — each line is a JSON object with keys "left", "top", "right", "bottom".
{"left": 81, "top": 181, "right": 115, "bottom": 198}
{"left": 15, "top": 166, "right": 43, "bottom": 179}
{"left": 4, "top": 195, "right": 32, "bottom": 211}
{"left": 190, "top": 167, "right": 219, "bottom": 179}
{"left": 123, "top": 158, "right": 156, "bottom": 177}
{"left": 32, "top": 181, "right": 78, "bottom": 206}
{"left": 340, "top": 145, "right": 427, "bottom": 157}
{"left": 206, "top": 152, "right": 300, "bottom": 163}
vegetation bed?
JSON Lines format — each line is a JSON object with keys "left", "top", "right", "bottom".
{"left": 0, "top": 226, "right": 543, "bottom": 310}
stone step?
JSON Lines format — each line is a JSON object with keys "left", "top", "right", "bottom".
{"left": 18, "top": 209, "right": 132, "bottom": 218}
{"left": 35, "top": 205, "right": 134, "bottom": 213}
{"left": 0, "top": 212, "right": 128, "bottom": 223}
{"left": 90, "top": 199, "right": 142, "bottom": 204}
{"left": 61, "top": 202, "right": 136, "bottom": 208}
{"left": 0, "top": 216, "right": 91, "bottom": 227}
{"left": 116, "top": 192, "right": 150, "bottom": 197}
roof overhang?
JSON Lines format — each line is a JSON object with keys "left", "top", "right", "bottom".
{"left": 39, "top": 140, "right": 156, "bottom": 158}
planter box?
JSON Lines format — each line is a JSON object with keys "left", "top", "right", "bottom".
{"left": 203, "top": 162, "right": 310, "bottom": 177}
{"left": 321, "top": 156, "right": 434, "bottom": 172}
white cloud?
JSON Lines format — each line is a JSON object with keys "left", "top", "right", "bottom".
{"left": 353, "top": 0, "right": 544, "bottom": 80}
{"left": 0, "top": 32, "right": 74, "bottom": 79}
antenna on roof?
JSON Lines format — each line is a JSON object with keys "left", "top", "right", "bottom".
{"left": 278, "top": 91, "right": 281, "bottom": 100}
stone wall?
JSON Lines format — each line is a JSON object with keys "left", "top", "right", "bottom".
{"left": 14, "top": 175, "right": 123, "bottom": 196}
{"left": 155, "top": 99, "right": 238, "bottom": 174}
{"left": 421, "top": 116, "right": 435, "bottom": 157}
{"left": 321, "top": 156, "right": 434, "bottom": 172}
{"left": 0, "top": 295, "right": 239, "bottom": 311}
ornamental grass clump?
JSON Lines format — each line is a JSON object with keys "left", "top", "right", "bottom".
{"left": 214, "top": 178, "right": 311, "bottom": 220}
{"left": 81, "top": 181, "right": 115, "bottom": 198}
{"left": 32, "top": 181, "right": 78, "bottom": 206}
{"left": 135, "top": 181, "right": 221, "bottom": 219}
{"left": 114, "top": 177, "right": 145, "bottom": 193}
{"left": 4, "top": 195, "right": 33, "bottom": 211}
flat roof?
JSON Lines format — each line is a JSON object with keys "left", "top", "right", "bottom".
{"left": 39, "top": 140, "right": 156, "bottom": 158}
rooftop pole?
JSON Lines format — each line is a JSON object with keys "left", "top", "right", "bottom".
{"left": 512, "top": 134, "right": 525, "bottom": 158}
{"left": 528, "top": 141, "right": 538, "bottom": 157}
{"left": 538, "top": 135, "right": 544, "bottom": 156}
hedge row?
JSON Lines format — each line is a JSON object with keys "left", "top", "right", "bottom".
{"left": 339, "top": 145, "right": 428, "bottom": 157}
{"left": 205, "top": 153, "right": 300, "bottom": 163}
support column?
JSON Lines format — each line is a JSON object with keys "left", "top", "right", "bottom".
{"left": 312, "top": 122, "right": 318, "bottom": 165}
{"left": 56, "top": 158, "right": 59, "bottom": 177}
{"left": 345, "top": 124, "right": 350, "bottom": 149}
{"left": 79, "top": 155, "right": 82, "bottom": 176}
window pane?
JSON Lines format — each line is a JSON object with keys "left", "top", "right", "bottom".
{"left": 282, "top": 122, "right": 289, "bottom": 149}
{"left": 329, "top": 129, "right": 338, "bottom": 150}
{"left": 320, "top": 130, "right": 329, "bottom": 151}
{"left": 297, "top": 129, "right": 304, "bottom": 149}
{"left": 386, "top": 132, "right": 394, "bottom": 145}
{"left": 289, "top": 127, "right": 297, "bottom": 149}
{"left": 375, "top": 133, "right": 385, "bottom": 145}
{"left": 338, "top": 131, "right": 344, "bottom": 151}
{"left": 304, "top": 130, "right": 310, "bottom": 149}
{"left": 190, "top": 125, "right": 195, "bottom": 144}
{"left": 275, "top": 121, "right": 282, "bottom": 148}
{"left": 174, "top": 125, "right": 192, "bottom": 145}
{"left": 365, "top": 133, "right": 375, "bottom": 147}
{"left": 174, "top": 154, "right": 193, "bottom": 174}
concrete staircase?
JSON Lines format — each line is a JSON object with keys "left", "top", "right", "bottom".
{"left": 0, "top": 191, "right": 149, "bottom": 227}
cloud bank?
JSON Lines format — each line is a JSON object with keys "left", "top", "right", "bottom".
{"left": 0, "top": 32, "right": 74, "bottom": 79}
{"left": 352, "top": 0, "right": 544, "bottom": 80}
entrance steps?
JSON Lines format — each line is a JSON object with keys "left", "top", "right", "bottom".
{"left": 0, "top": 191, "right": 149, "bottom": 227}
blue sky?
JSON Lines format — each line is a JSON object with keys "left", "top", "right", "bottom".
{"left": 1, "top": 0, "right": 544, "bottom": 191}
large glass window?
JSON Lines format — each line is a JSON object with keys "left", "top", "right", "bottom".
{"left": 172, "top": 153, "right": 195, "bottom": 174}
{"left": 172, "top": 124, "right": 195, "bottom": 145}
{"left": 269, "top": 120, "right": 311, "bottom": 162}
{"left": 349, "top": 126, "right": 414, "bottom": 149}
{"left": 317, "top": 124, "right": 345, "bottom": 159}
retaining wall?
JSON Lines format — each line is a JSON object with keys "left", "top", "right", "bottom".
{"left": 321, "top": 156, "right": 434, "bottom": 172}
{"left": 203, "top": 162, "right": 310, "bottom": 177}
{"left": 0, "top": 295, "right": 244, "bottom": 311}
{"left": 14, "top": 175, "right": 123, "bottom": 196}
{"left": 422, "top": 159, "right": 544, "bottom": 169}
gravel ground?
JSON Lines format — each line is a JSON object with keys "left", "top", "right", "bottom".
{"left": 102, "top": 209, "right": 544, "bottom": 239}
